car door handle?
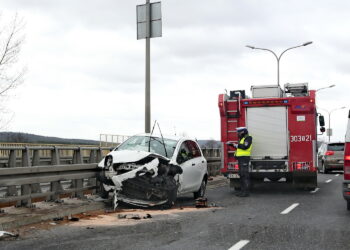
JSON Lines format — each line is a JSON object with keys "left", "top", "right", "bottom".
{"left": 202, "top": 161, "right": 204, "bottom": 163}
{"left": 192, "top": 163, "right": 196, "bottom": 166}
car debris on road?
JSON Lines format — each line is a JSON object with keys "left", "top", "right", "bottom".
{"left": 0, "top": 231, "right": 18, "bottom": 239}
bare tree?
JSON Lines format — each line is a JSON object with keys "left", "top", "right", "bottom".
{"left": 0, "top": 13, "right": 25, "bottom": 128}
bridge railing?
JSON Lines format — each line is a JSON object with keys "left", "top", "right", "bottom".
{"left": 0, "top": 145, "right": 112, "bottom": 168}
{"left": 0, "top": 163, "right": 99, "bottom": 207}
{"left": 0, "top": 145, "right": 221, "bottom": 208}
{"left": 202, "top": 148, "right": 221, "bottom": 176}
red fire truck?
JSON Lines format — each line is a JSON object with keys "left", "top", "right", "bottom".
{"left": 218, "top": 83, "right": 325, "bottom": 190}
{"left": 343, "top": 110, "right": 350, "bottom": 210}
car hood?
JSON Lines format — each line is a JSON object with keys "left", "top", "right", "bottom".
{"left": 97, "top": 149, "right": 169, "bottom": 167}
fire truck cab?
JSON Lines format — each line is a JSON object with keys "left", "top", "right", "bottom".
{"left": 343, "top": 110, "right": 350, "bottom": 210}
{"left": 218, "top": 83, "right": 324, "bottom": 190}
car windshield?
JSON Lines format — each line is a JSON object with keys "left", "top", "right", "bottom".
{"left": 116, "top": 135, "right": 178, "bottom": 158}
{"left": 328, "top": 143, "right": 344, "bottom": 151}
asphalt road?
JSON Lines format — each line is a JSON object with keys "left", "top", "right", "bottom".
{"left": 1, "top": 173, "right": 349, "bottom": 250}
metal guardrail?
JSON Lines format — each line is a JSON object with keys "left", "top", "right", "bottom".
{"left": 0, "top": 146, "right": 112, "bottom": 168}
{"left": 0, "top": 146, "right": 221, "bottom": 208}
{"left": 0, "top": 163, "right": 98, "bottom": 207}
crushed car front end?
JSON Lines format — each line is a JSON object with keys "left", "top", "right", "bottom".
{"left": 97, "top": 136, "right": 182, "bottom": 208}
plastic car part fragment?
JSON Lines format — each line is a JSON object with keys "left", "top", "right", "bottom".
{"left": 113, "top": 190, "right": 119, "bottom": 211}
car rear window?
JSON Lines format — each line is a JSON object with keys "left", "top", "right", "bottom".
{"left": 328, "top": 143, "right": 345, "bottom": 151}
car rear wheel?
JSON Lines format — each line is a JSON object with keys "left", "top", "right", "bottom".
{"left": 322, "top": 162, "right": 328, "bottom": 174}
{"left": 194, "top": 178, "right": 207, "bottom": 199}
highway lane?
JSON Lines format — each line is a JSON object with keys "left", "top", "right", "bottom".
{"left": 0, "top": 173, "right": 349, "bottom": 250}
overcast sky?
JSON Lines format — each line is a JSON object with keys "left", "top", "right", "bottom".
{"left": 1, "top": 0, "right": 349, "bottom": 142}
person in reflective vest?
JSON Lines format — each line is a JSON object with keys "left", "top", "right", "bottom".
{"left": 234, "top": 127, "right": 253, "bottom": 197}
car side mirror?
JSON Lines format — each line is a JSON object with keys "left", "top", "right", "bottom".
{"left": 319, "top": 115, "right": 325, "bottom": 127}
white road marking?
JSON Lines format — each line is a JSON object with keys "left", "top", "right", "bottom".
{"left": 326, "top": 179, "right": 332, "bottom": 183}
{"left": 281, "top": 203, "right": 299, "bottom": 214}
{"left": 310, "top": 188, "right": 320, "bottom": 193}
{"left": 335, "top": 174, "right": 340, "bottom": 177}
{"left": 228, "top": 240, "right": 250, "bottom": 250}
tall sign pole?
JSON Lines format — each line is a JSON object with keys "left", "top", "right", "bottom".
{"left": 145, "top": 0, "right": 151, "bottom": 133}
{"left": 137, "top": 1, "right": 162, "bottom": 133}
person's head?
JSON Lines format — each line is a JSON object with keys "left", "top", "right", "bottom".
{"left": 237, "top": 127, "right": 248, "bottom": 138}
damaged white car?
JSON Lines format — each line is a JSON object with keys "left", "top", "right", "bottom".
{"left": 97, "top": 134, "right": 208, "bottom": 208}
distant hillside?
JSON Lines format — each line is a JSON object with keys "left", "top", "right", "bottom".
{"left": 0, "top": 132, "right": 99, "bottom": 145}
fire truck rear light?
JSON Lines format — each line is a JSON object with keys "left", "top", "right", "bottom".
{"left": 345, "top": 155, "right": 350, "bottom": 161}
{"left": 293, "top": 162, "right": 311, "bottom": 171}
{"left": 234, "top": 164, "right": 239, "bottom": 170}
{"left": 325, "top": 151, "right": 334, "bottom": 156}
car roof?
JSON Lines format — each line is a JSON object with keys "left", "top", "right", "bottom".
{"left": 133, "top": 133, "right": 195, "bottom": 142}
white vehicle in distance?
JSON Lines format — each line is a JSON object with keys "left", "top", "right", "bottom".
{"left": 97, "top": 134, "right": 208, "bottom": 208}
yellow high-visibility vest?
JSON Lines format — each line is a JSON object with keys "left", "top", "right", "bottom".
{"left": 236, "top": 136, "right": 252, "bottom": 157}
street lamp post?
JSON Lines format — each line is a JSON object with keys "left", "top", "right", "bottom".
{"left": 327, "top": 107, "right": 346, "bottom": 142}
{"left": 318, "top": 106, "right": 346, "bottom": 142}
{"left": 316, "top": 84, "right": 335, "bottom": 92}
{"left": 246, "top": 41, "right": 313, "bottom": 88}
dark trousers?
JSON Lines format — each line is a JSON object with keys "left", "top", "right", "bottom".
{"left": 237, "top": 156, "right": 250, "bottom": 194}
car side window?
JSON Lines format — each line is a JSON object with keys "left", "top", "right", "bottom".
{"left": 176, "top": 141, "right": 193, "bottom": 164}
{"left": 187, "top": 141, "right": 202, "bottom": 158}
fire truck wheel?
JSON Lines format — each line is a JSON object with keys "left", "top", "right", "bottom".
{"left": 269, "top": 177, "right": 281, "bottom": 182}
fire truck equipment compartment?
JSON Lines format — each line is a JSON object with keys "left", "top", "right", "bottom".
{"left": 251, "top": 85, "right": 283, "bottom": 98}
{"left": 246, "top": 106, "right": 288, "bottom": 159}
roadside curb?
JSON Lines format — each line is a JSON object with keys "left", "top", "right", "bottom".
{"left": 0, "top": 199, "right": 106, "bottom": 231}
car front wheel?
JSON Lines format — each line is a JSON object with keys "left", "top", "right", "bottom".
{"left": 194, "top": 178, "right": 207, "bottom": 199}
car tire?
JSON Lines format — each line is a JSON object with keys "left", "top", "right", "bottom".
{"left": 194, "top": 178, "right": 207, "bottom": 199}
{"left": 317, "top": 162, "right": 321, "bottom": 173}
{"left": 322, "top": 162, "right": 328, "bottom": 174}
{"left": 347, "top": 200, "right": 350, "bottom": 211}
